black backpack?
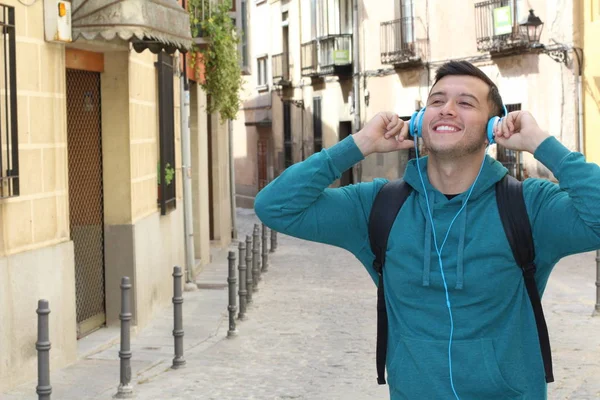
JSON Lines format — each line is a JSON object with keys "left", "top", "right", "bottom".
{"left": 368, "top": 174, "right": 554, "bottom": 385}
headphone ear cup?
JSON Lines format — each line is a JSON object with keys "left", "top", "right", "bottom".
{"left": 410, "top": 108, "right": 426, "bottom": 138}
{"left": 487, "top": 116, "right": 500, "bottom": 144}
{"left": 416, "top": 109, "right": 425, "bottom": 138}
{"left": 409, "top": 110, "right": 420, "bottom": 137}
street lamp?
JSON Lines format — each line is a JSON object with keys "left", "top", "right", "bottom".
{"left": 518, "top": 9, "right": 569, "bottom": 65}
{"left": 519, "top": 9, "right": 544, "bottom": 47}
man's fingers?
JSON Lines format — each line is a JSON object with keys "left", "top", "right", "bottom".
{"left": 385, "top": 116, "right": 403, "bottom": 139}
{"left": 502, "top": 117, "right": 510, "bottom": 138}
{"left": 398, "top": 120, "right": 410, "bottom": 141}
{"left": 507, "top": 114, "right": 516, "bottom": 133}
{"left": 396, "top": 138, "right": 415, "bottom": 150}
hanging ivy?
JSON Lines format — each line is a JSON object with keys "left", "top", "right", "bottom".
{"left": 188, "top": 0, "right": 243, "bottom": 122}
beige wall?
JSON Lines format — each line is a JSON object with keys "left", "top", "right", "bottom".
{"left": 0, "top": 0, "right": 77, "bottom": 390}
{"left": 128, "top": 50, "right": 184, "bottom": 222}
{"left": 190, "top": 83, "right": 211, "bottom": 266}
{"left": 102, "top": 51, "right": 133, "bottom": 225}
{"left": 233, "top": 77, "right": 260, "bottom": 208}
{"left": 210, "top": 113, "right": 233, "bottom": 245}
{"left": 1, "top": 0, "right": 191, "bottom": 389}
{"left": 0, "top": 0, "right": 69, "bottom": 257}
{"left": 125, "top": 50, "right": 186, "bottom": 325}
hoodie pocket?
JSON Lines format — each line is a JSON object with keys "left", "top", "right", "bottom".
{"left": 388, "top": 336, "right": 524, "bottom": 400}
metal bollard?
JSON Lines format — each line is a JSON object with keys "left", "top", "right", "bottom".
{"left": 254, "top": 224, "right": 262, "bottom": 279}
{"left": 261, "top": 223, "right": 269, "bottom": 273}
{"left": 238, "top": 241, "right": 247, "bottom": 320}
{"left": 116, "top": 277, "right": 133, "bottom": 398}
{"left": 227, "top": 251, "right": 238, "bottom": 337}
{"left": 245, "top": 235, "right": 254, "bottom": 304}
{"left": 270, "top": 229, "right": 278, "bottom": 253}
{"left": 252, "top": 225, "right": 260, "bottom": 289}
{"left": 172, "top": 266, "right": 186, "bottom": 368}
{"left": 36, "top": 300, "right": 51, "bottom": 400}
{"left": 594, "top": 250, "right": 600, "bottom": 317}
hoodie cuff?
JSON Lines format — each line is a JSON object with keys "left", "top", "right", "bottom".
{"left": 325, "top": 135, "right": 365, "bottom": 175}
{"left": 533, "top": 136, "right": 572, "bottom": 175}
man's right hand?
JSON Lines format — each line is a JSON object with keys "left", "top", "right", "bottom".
{"left": 353, "top": 112, "right": 414, "bottom": 157}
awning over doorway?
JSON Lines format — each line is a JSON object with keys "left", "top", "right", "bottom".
{"left": 71, "top": 0, "right": 193, "bottom": 54}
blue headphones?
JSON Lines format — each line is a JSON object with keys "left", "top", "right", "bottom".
{"left": 408, "top": 104, "right": 508, "bottom": 145}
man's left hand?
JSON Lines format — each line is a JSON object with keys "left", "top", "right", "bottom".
{"left": 493, "top": 111, "right": 550, "bottom": 154}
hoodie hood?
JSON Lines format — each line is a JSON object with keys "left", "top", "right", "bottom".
{"left": 402, "top": 155, "right": 508, "bottom": 289}
{"left": 403, "top": 154, "right": 508, "bottom": 200}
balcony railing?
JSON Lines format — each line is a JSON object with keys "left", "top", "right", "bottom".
{"left": 319, "top": 34, "right": 352, "bottom": 74}
{"left": 302, "top": 34, "right": 352, "bottom": 77}
{"left": 272, "top": 52, "right": 290, "bottom": 84}
{"left": 475, "top": 0, "right": 526, "bottom": 53}
{"left": 301, "top": 40, "right": 318, "bottom": 76}
{"left": 380, "top": 17, "right": 425, "bottom": 65}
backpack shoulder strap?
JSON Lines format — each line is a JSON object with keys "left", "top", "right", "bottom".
{"left": 368, "top": 179, "right": 413, "bottom": 385}
{"left": 495, "top": 174, "right": 554, "bottom": 383}
{"left": 369, "top": 179, "right": 413, "bottom": 275}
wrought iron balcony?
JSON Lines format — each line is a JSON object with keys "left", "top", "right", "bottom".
{"left": 301, "top": 40, "right": 318, "bottom": 76}
{"left": 380, "top": 17, "right": 424, "bottom": 66}
{"left": 319, "top": 34, "right": 352, "bottom": 75}
{"left": 475, "top": 0, "right": 526, "bottom": 54}
{"left": 272, "top": 52, "right": 290, "bottom": 85}
{"left": 301, "top": 34, "right": 353, "bottom": 77}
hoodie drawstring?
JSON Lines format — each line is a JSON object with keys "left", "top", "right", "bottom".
{"left": 422, "top": 216, "right": 432, "bottom": 287}
{"left": 455, "top": 204, "right": 468, "bottom": 290}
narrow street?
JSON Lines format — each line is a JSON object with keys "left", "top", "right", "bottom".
{"left": 125, "top": 209, "right": 391, "bottom": 399}
{"left": 3, "top": 210, "right": 599, "bottom": 400}
{"left": 112, "top": 211, "right": 600, "bottom": 399}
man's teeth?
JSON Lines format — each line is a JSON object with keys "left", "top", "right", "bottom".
{"left": 435, "top": 125, "right": 459, "bottom": 132}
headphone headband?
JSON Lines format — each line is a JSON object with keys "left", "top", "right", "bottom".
{"left": 409, "top": 102, "right": 508, "bottom": 144}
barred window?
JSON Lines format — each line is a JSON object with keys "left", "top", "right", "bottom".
{"left": 313, "top": 97, "right": 322, "bottom": 153}
{"left": 156, "top": 51, "right": 176, "bottom": 215}
{"left": 497, "top": 103, "right": 523, "bottom": 180}
{"left": 283, "top": 101, "right": 292, "bottom": 167}
{"left": 0, "top": 5, "right": 18, "bottom": 199}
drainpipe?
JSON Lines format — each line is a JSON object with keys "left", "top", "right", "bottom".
{"left": 574, "top": 48, "right": 584, "bottom": 155}
{"left": 352, "top": 0, "right": 361, "bottom": 182}
{"left": 179, "top": 19, "right": 196, "bottom": 284}
{"left": 229, "top": 119, "right": 238, "bottom": 240}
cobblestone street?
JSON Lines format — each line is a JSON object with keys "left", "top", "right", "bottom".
{"left": 3, "top": 210, "right": 599, "bottom": 400}
{"left": 123, "top": 211, "right": 600, "bottom": 400}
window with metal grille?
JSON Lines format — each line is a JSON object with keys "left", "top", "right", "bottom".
{"left": 0, "top": 5, "right": 18, "bottom": 199}
{"left": 313, "top": 97, "right": 322, "bottom": 153}
{"left": 156, "top": 52, "right": 177, "bottom": 215}
{"left": 496, "top": 103, "right": 523, "bottom": 180}
{"left": 283, "top": 101, "right": 293, "bottom": 167}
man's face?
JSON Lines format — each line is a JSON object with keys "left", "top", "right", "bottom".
{"left": 421, "top": 75, "right": 492, "bottom": 158}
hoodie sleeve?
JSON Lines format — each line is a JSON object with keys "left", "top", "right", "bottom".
{"left": 254, "top": 135, "right": 385, "bottom": 258}
{"left": 524, "top": 136, "right": 600, "bottom": 265}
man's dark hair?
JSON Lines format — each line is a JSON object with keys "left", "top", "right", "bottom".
{"left": 432, "top": 61, "right": 504, "bottom": 118}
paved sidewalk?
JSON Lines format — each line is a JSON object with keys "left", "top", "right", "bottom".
{"left": 2, "top": 209, "right": 599, "bottom": 399}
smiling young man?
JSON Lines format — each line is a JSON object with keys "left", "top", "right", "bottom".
{"left": 254, "top": 61, "right": 600, "bottom": 399}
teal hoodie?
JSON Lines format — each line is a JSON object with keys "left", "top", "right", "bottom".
{"left": 254, "top": 135, "right": 600, "bottom": 400}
